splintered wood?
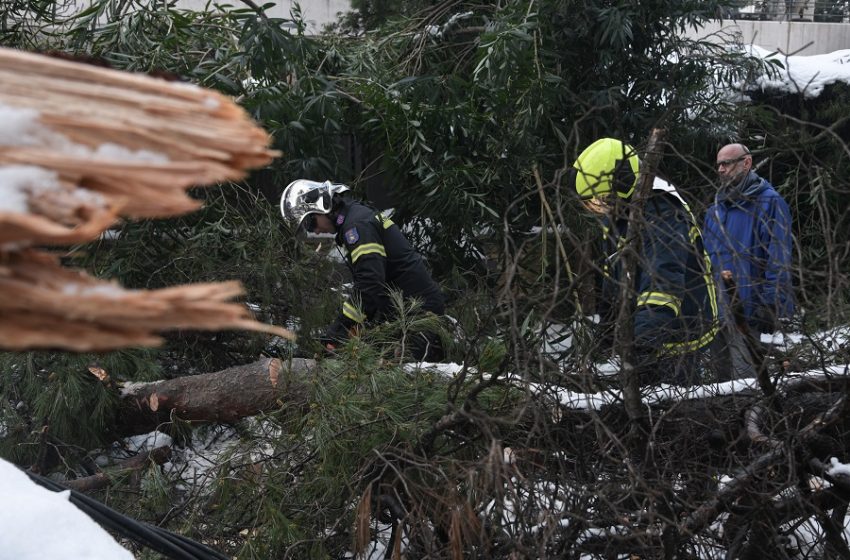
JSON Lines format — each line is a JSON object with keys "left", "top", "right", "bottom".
{"left": 0, "top": 47, "right": 291, "bottom": 351}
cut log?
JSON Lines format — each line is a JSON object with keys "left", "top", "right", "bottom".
{"left": 118, "top": 357, "right": 315, "bottom": 434}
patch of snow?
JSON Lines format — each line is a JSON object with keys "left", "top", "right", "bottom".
{"left": 404, "top": 361, "right": 469, "bottom": 377}
{"left": 118, "top": 381, "right": 150, "bottom": 397}
{"left": 761, "top": 331, "right": 804, "bottom": 345}
{"left": 827, "top": 457, "right": 850, "bottom": 478}
{"left": 164, "top": 425, "right": 241, "bottom": 488}
{"left": 0, "top": 457, "right": 134, "bottom": 559}
{"left": 123, "top": 431, "right": 174, "bottom": 453}
{"left": 0, "top": 165, "right": 61, "bottom": 213}
{"left": 747, "top": 46, "right": 850, "bottom": 98}
{"left": 541, "top": 322, "right": 574, "bottom": 356}
{"left": 61, "top": 282, "right": 127, "bottom": 298}
{"left": 90, "top": 143, "right": 168, "bottom": 163}
{"left": 414, "top": 11, "right": 474, "bottom": 41}
{"left": 537, "top": 377, "right": 763, "bottom": 411}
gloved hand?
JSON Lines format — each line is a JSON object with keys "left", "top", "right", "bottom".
{"left": 750, "top": 306, "right": 778, "bottom": 334}
{"left": 319, "top": 321, "right": 350, "bottom": 351}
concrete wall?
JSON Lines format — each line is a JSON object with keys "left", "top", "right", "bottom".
{"left": 64, "top": 0, "right": 351, "bottom": 34}
{"left": 688, "top": 20, "right": 850, "bottom": 55}
{"left": 177, "top": 0, "right": 351, "bottom": 32}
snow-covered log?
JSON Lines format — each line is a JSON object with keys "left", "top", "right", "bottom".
{"left": 118, "top": 357, "right": 315, "bottom": 433}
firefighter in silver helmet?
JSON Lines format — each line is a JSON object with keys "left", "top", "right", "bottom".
{"left": 280, "top": 180, "right": 445, "bottom": 360}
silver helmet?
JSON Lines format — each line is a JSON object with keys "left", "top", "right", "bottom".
{"left": 279, "top": 180, "right": 350, "bottom": 228}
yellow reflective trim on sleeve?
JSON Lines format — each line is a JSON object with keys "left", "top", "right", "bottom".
{"left": 636, "top": 291, "right": 681, "bottom": 316}
{"left": 342, "top": 301, "right": 366, "bottom": 324}
{"left": 688, "top": 222, "right": 719, "bottom": 322}
{"left": 377, "top": 213, "right": 394, "bottom": 229}
{"left": 663, "top": 323, "right": 719, "bottom": 354}
{"left": 350, "top": 243, "right": 386, "bottom": 263}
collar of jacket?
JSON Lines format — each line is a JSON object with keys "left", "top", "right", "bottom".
{"left": 718, "top": 170, "right": 768, "bottom": 204}
{"left": 332, "top": 199, "right": 352, "bottom": 245}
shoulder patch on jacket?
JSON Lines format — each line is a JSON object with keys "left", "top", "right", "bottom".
{"left": 344, "top": 227, "right": 360, "bottom": 245}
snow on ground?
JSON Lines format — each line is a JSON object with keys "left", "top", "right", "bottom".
{"left": 111, "top": 418, "right": 283, "bottom": 493}
{"left": 0, "top": 457, "right": 133, "bottom": 559}
{"left": 747, "top": 46, "right": 850, "bottom": 98}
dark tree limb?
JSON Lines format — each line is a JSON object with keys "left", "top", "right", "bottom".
{"left": 680, "top": 395, "right": 848, "bottom": 538}
{"left": 64, "top": 445, "right": 171, "bottom": 492}
{"left": 614, "top": 128, "right": 666, "bottom": 460}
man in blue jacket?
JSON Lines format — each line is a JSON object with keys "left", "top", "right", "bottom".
{"left": 703, "top": 144, "right": 794, "bottom": 379}
{"left": 570, "top": 138, "right": 718, "bottom": 385}
{"left": 703, "top": 143, "right": 794, "bottom": 337}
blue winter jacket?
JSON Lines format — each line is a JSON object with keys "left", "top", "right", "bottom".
{"left": 702, "top": 171, "right": 794, "bottom": 325}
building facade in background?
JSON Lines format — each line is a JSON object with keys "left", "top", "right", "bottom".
{"left": 694, "top": 1, "right": 850, "bottom": 55}
{"left": 177, "top": 0, "right": 351, "bottom": 32}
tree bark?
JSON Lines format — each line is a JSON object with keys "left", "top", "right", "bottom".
{"left": 615, "top": 128, "right": 666, "bottom": 462}
{"left": 117, "top": 357, "right": 315, "bottom": 434}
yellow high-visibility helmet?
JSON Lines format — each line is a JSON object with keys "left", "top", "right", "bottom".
{"left": 571, "top": 138, "right": 640, "bottom": 201}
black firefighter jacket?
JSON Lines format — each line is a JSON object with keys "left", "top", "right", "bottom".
{"left": 325, "top": 200, "right": 445, "bottom": 341}
{"left": 598, "top": 179, "right": 718, "bottom": 356}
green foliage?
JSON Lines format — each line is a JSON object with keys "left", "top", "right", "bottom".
{"left": 201, "top": 337, "right": 518, "bottom": 557}
{"left": 0, "top": 350, "right": 140, "bottom": 465}
{"left": 312, "top": 0, "right": 758, "bottom": 280}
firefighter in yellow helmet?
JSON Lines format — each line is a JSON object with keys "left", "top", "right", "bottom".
{"left": 569, "top": 138, "right": 718, "bottom": 385}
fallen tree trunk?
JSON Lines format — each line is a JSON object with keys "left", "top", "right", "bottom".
{"left": 117, "top": 357, "right": 315, "bottom": 434}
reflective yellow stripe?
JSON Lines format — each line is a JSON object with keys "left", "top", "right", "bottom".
{"left": 663, "top": 323, "right": 719, "bottom": 354}
{"left": 689, "top": 225, "right": 719, "bottom": 323}
{"left": 660, "top": 213, "right": 719, "bottom": 355}
{"left": 377, "top": 213, "right": 394, "bottom": 229}
{"left": 689, "top": 225, "right": 700, "bottom": 245}
{"left": 342, "top": 301, "right": 366, "bottom": 323}
{"left": 636, "top": 291, "right": 681, "bottom": 316}
{"left": 703, "top": 253, "right": 718, "bottom": 320}
{"left": 350, "top": 243, "right": 386, "bottom": 263}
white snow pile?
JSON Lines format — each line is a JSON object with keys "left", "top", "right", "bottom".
{"left": 112, "top": 420, "right": 283, "bottom": 492}
{"left": 828, "top": 457, "right": 850, "bottom": 478}
{"left": 0, "top": 457, "right": 133, "bottom": 559}
{"left": 746, "top": 45, "right": 850, "bottom": 98}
